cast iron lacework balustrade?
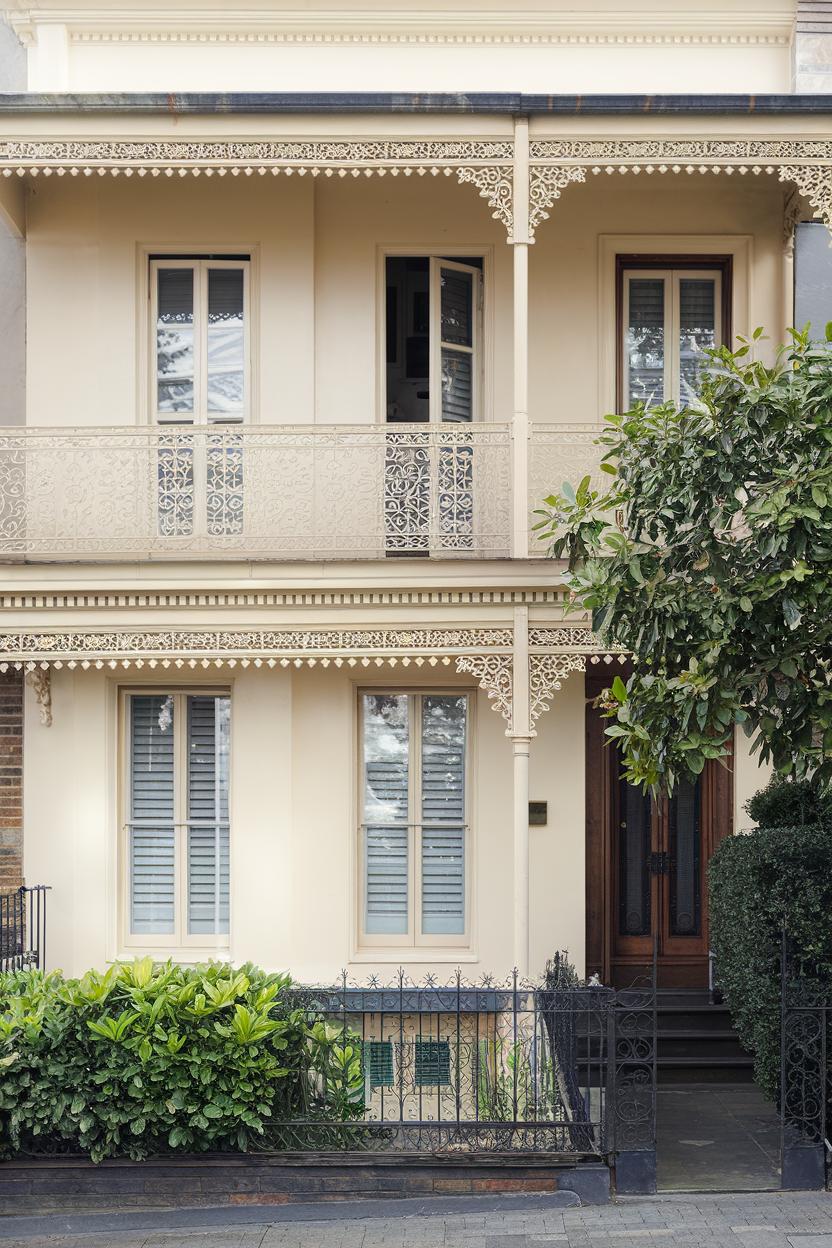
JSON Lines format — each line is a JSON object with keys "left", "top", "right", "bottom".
{"left": 274, "top": 967, "right": 656, "bottom": 1162}
{"left": 0, "top": 424, "right": 515, "bottom": 561}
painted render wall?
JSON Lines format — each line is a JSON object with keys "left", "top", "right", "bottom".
{"left": 0, "top": 19, "right": 26, "bottom": 428}
{"left": 23, "top": 173, "right": 786, "bottom": 430}
{"left": 11, "top": 0, "right": 794, "bottom": 96}
{"left": 23, "top": 666, "right": 586, "bottom": 982}
{"left": 23, "top": 664, "right": 769, "bottom": 982}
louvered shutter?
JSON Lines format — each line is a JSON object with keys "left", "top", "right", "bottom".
{"left": 362, "top": 694, "right": 409, "bottom": 934}
{"left": 678, "top": 278, "right": 717, "bottom": 404}
{"left": 420, "top": 695, "right": 466, "bottom": 935}
{"left": 129, "top": 695, "right": 175, "bottom": 934}
{"left": 625, "top": 277, "right": 666, "bottom": 408}
{"left": 187, "top": 695, "right": 230, "bottom": 935}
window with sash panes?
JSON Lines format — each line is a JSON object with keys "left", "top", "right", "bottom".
{"left": 620, "top": 264, "right": 726, "bottom": 410}
{"left": 150, "top": 257, "right": 249, "bottom": 539}
{"left": 359, "top": 691, "right": 469, "bottom": 948}
{"left": 123, "top": 691, "right": 230, "bottom": 949}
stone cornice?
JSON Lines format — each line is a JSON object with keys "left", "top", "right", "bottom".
{"left": 7, "top": 9, "right": 795, "bottom": 48}
{"left": 0, "top": 588, "right": 564, "bottom": 610}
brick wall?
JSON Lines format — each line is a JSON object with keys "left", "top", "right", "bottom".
{"left": 0, "top": 669, "right": 23, "bottom": 892}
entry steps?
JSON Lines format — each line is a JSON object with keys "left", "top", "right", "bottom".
{"left": 656, "top": 990, "right": 754, "bottom": 1084}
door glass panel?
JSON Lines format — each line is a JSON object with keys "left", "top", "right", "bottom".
{"left": 626, "top": 278, "right": 665, "bottom": 408}
{"left": 678, "top": 279, "right": 717, "bottom": 405}
{"left": 156, "top": 269, "right": 194, "bottom": 415}
{"left": 440, "top": 267, "right": 473, "bottom": 423}
{"left": 669, "top": 777, "right": 701, "bottom": 937}
{"left": 440, "top": 268, "right": 473, "bottom": 348}
{"left": 207, "top": 269, "right": 245, "bottom": 417}
{"left": 618, "top": 780, "right": 652, "bottom": 937}
{"left": 440, "top": 351, "right": 473, "bottom": 424}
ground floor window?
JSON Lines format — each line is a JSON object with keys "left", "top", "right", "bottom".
{"left": 359, "top": 691, "right": 469, "bottom": 947}
{"left": 123, "top": 690, "right": 230, "bottom": 948}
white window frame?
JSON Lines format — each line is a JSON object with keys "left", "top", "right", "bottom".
{"left": 119, "top": 687, "right": 231, "bottom": 953}
{"left": 621, "top": 268, "right": 722, "bottom": 408}
{"left": 356, "top": 688, "right": 472, "bottom": 952}
{"left": 378, "top": 248, "right": 489, "bottom": 426}
{"left": 149, "top": 257, "right": 251, "bottom": 425}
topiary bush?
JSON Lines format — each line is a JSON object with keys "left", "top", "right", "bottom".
{"left": 0, "top": 959, "right": 364, "bottom": 1162}
{"left": 709, "top": 777, "right": 832, "bottom": 1101}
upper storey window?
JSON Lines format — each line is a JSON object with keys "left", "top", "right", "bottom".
{"left": 151, "top": 258, "right": 250, "bottom": 424}
{"left": 385, "top": 256, "right": 483, "bottom": 425}
{"left": 618, "top": 259, "right": 730, "bottom": 410}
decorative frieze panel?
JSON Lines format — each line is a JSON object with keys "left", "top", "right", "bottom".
{"left": 0, "top": 139, "right": 516, "bottom": 237}
{"left": 0, "top": 627, "right": 513, "bottom": 665}
{"left": 3, "top": 623, "right": 628, "bottom": 729}
{"left": 528, "top": 138, "right": 832, "bottom": 235}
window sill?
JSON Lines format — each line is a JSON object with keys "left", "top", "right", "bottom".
{"left": 116, "top": 948, "right": 232, "bottom": 964}
{"left": 350, "top": 950, "right": 478, "bottom": 964}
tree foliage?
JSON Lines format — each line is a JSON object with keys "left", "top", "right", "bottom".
{"left": 535, "top": 328, "right": 832, "bottom": 791}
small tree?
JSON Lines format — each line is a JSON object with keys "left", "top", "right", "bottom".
{"left": 535, "top": 329, "right": 832, "bottom": 792}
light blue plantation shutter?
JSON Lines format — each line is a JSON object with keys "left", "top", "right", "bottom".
{"left": 187, "top": 695, "right": 231, "bottom": 935}
{"left": 362, "top": 694, "right": 409, "bottom": 934}
{"left": 420, "top": 695, "right": 466, "bottom": 935}
{"left": 129, "top": 695, "right": 176, "bottom": 934}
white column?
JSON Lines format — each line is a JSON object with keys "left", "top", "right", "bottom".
{"left": 511, "top": 117, "right": 531, "bottom": 561}
{"left": 511, "top": 604, "right": 531, "bottom": 975}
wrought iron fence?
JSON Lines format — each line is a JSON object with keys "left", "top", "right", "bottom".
{"left": 0, "top": 424, "right": 513, "bottom": 561}
{"left": 780, "top": 933, "right": 832, "bottom": 1190}
{"left": 278, "top": 968, "right": 656, "bottom": 1187}
{"left": 0, "top": 885, "right": 48, "bottom": 973}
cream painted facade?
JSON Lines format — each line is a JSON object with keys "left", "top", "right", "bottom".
{"left": 6, "top": 0, "right": 826, "bottom": 989}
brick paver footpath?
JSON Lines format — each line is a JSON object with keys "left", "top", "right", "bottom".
{"left": 3, "top": 1193, "right": 832, "bottom": 1248}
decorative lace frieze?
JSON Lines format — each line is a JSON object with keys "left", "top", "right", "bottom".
{"left": 0, "top": 627, "right": 513, "bottom": 664}
{"left": 528, "top": 139, "right": 832, "bottom": 233}
{"left": 0, "top": 139, "right": 513, "bottom": 166}
{"left": 530, "top": 138, "right": 832, "bottom": 163}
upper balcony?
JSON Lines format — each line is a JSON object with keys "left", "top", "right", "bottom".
{"left": 0, "top": 422, "right": 604, "bottom": 562}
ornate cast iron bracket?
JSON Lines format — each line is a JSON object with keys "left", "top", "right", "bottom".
{"left": 454, "top": 653, "right": 513, "bottom": 724}
{"left": 25, "top": 668, "right": 52, "bottom": 727}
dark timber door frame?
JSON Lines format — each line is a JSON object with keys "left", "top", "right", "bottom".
{"left": 585, "top": 668, "right": 734, "bottom": 989}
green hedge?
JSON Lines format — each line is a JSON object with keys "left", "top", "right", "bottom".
{"left": 709, "top": 777, "right": 832, "bottom": 1100}
{"left": 0, "top": 959, "right": 363, "bottom": 1162}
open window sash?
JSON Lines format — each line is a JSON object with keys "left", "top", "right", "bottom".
{"left": 428, "top": 257, "right": 481, "bottom": 426}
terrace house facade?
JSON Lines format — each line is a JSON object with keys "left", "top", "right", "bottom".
{"left": 0, "top": 0, "right": 829, "bottom": 993}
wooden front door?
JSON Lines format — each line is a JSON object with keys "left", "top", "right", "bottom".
{"left": 586, "top": 670, "right": 733, "bottom": 989}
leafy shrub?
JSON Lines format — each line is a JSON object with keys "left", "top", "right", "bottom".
{"left": 709, "top": 779, "right": 832, "bottom": 1100}
{"left": 0, "top": 959, "right": 364, "bottom": 1162}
